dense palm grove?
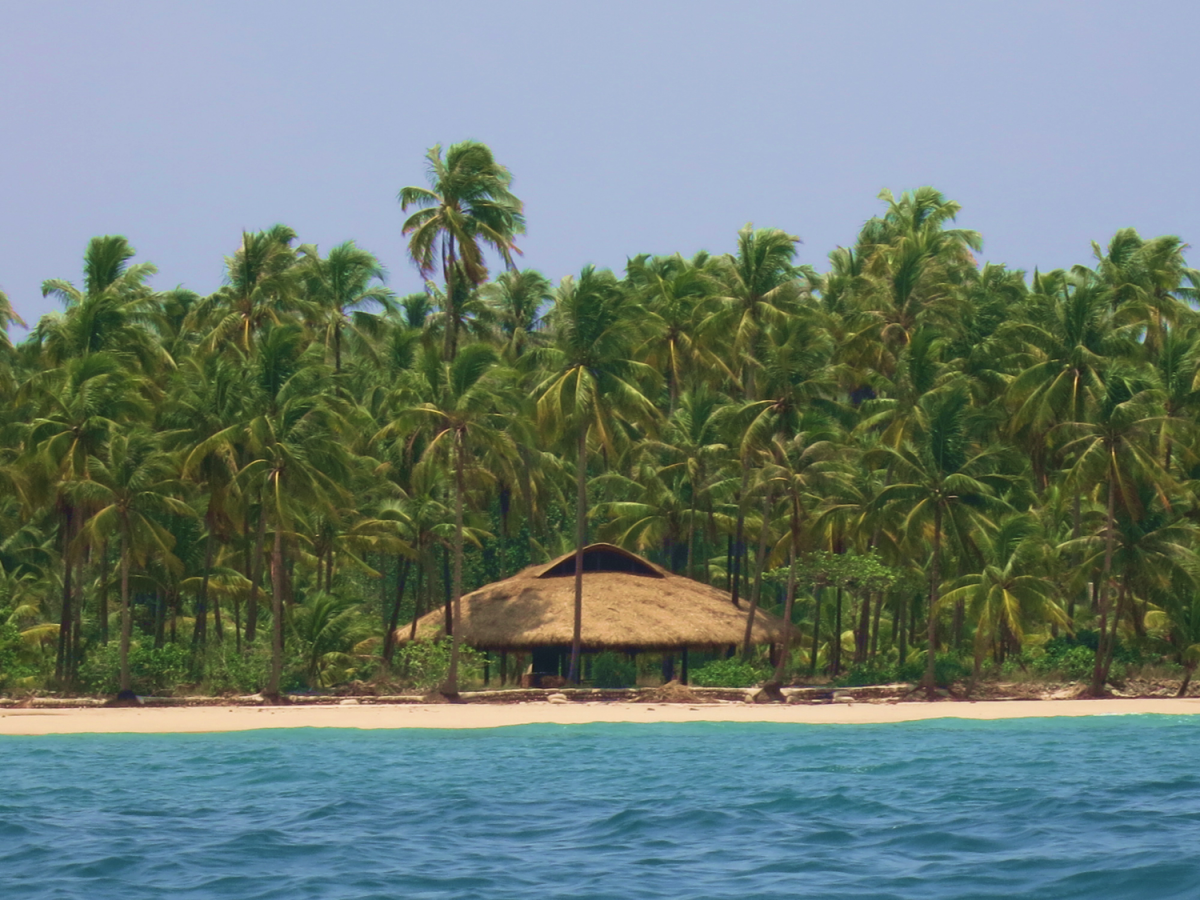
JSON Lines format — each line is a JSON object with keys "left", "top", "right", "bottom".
{"left": 1, "top": 140, "right": 1198, "bottom": 699}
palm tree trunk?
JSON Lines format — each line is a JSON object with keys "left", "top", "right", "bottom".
{"left": 568, "top": 425, "right": 587, "bottom": 683}
{"left": 99, "top": 539, "right": 110, "bottom": 646}
{"left": 56, "top": 507, "right": 74, "bottom": 682}
{"left": 383, "top": 559, "right": 411, "bottom": 664}
{"left": 266, "top": 522, "right": 285, "bottom": 699}
{"left": 195, "top": 522, "right": 215, "bottom": 649}
{"left": 730, "top": 461, "right": 749, "bottom": 607}
{"left": 686, "top": 493, "right": 697, "bottom": 580}
{"left": 810, "top": 587, "right": 822, "bottom": 675}
{"left": 772, "top": 537, "right": 798, "bottom": 686}
{"left": 1091, "top": 474, "right": 1117, "bottom": 696}
{"left": 1177, "top": 662, "right": 1195, "bottom": 697}
{"left": 119, "top": 529, "right": 132, "bottom": 693}
{"left": 741, "top": 487, "right": 773, "bottom": 659}
{"left": 443, "top": 436, "right": 466, "bottom": 696}
{"left": 245, "top": 499, "right": 268, "bottom": 645}
{"left": 924, "top": 504, "right": 943, "bottom": 695}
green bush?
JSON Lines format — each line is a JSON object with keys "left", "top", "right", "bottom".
{"left": 590, "top": 651, "right": 637, "bottom": 688}
{"left": 393, "top": 638, "right": 483, "bottom": 692}
{"left": 690, "top": 658, "right": 767, "bottom": 688}
{"left": 0, "top": 618, "right": 37, "bottom": 689}
{"left": 79, "top": 637, "right": 191, "bottom": 695}
{"left": 200, "top": 642, "right": 272, "bottom": 695}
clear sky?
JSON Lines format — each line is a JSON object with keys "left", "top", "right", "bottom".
{"left": 2, "top": 1, "right": 1197, "bottom": 329}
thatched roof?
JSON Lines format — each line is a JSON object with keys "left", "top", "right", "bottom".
{"left": 400, "top": 543, "right": 787, "bottom": 651}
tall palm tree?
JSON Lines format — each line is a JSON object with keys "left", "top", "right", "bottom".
{"left": 877, "top": 388, "right": 1010, "bottom": 694}
{"left": 78, "top": 430, "right": 191, "bottom": 692}
{"left": 535, "top": 266, "right": 658, "bottom": 682}
{"left": 399, "top": 141, "right": 525, "bottom": 360}
{"left": 394, "top": 342, "right": 519, "bottom": 695}
{"left": 1058, "top": 369, "right": 1176, "bottom": 694}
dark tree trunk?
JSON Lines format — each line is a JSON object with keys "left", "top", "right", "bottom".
{"left": 924, "top": 505, "right": 943, "bottom": 696}
{"left": 772, "top": 539, "right": 798, "bottom": 686}
{"left": 568, "top": 426, "right": 587, "bottom": 683}
{"left": 56, "top": 507, "right": 74, "bottom": 682}
{"left": 99, "top": 539, "right": 110, "bottom": 646}
{"left": 119, "top": 529, "right": 132, "bottom": 693}
{"left": 266, "top": 523, "right": 285, "bottom": 698}
{"left": 810, "top": 587, "right": 822, "bottom": 675}
{"left": 741, "top": 488, "right": 773, "bottom": 660}
{"left": 195, "top": 523, "right": 215, "bottom": 649}
{"left": 245, "top": 501, "right": 268, "bottom": 645}
{"left": 383, "top": 559, "right": 411, "bottom": 664}
{"left": 1091, "top": 475, "right": 1117, "bottom": 696}
{"left": 443, "top": 437, "right": 466, "bottom": 696}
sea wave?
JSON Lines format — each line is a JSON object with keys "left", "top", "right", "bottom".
{"left": 2, "top": 717, "right": 1200, "bottom": 899}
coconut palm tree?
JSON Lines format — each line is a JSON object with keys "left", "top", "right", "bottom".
{"left": 78, "top": 430, "right": 191, "bottom": 692}
{"left": 395, "top": 342, "right": 519, "bottom": 695}
{"left": 399, "top": 141, "right": 525, "bottom": 360}
{"left": 876, "top": 387, "right": 1011, "bottom": 694}
{"left": 1056, "top": 367, "right": 1173, "bottom": 695}
{"left": 535, "top": 266, "right": 658, "bottom": 682}
{"left": 297, "top": 241, "right": 395, "bottom": 376}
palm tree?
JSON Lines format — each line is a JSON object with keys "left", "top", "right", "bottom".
{"left": 78, "top": 430, "right": 191, "bottom": 693}
{"left": 297, "top": 241, "right": 395, "bottom": 376}
{"left": 482, "top": 268, "right": 552, "bottom": 360}
{"left": 239, "top": 326, "right": 352, "bottom": 698}
{"left": 877, "top": 388, "right": 1010, "bottom": 694}
{"left": 193, "top": 225, "right": 298, "bottom": 355}
{"left": 1057, "top": 367, "right": 1172, "bottom": 695}
{"left": 399, "top": 141, "right": 525, "bottom": 360}
{"left": 395, "top": 342, "right": 518, "bottom": 695}
{"left": 535, "top": 266, "right": 658, "bottom": 682}
{"left": 941, "top": 513, "right": 1062, "bottom": 680}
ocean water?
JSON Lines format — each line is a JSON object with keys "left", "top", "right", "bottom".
{"left": 2, "top": 718, "right": 1199, "bottom": 899}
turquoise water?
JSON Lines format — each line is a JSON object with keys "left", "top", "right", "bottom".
{"left": 2, "top": 718, "right": 1199, "bottom": 899}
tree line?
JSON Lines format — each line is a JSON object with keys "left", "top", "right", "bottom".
{"left": 1, "top": 139, "right": 1198, "bottom": 699}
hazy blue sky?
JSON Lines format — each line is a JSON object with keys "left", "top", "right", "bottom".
{"left": 2, "top": 1, "right": 1197, "bottom": 329}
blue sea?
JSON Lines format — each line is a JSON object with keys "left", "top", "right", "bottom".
{"left": 3, "top": 717, "right": 1199, "bottom": 899}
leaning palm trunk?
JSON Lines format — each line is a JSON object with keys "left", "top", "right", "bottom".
{"left": 1177, "top": 662, "right": 1196, "bottom": 698}
{"left": 119, "top": 529, "right": 132, "bottom": 693}
{"left": 266, "top": 523, "right": 285, "bottom": 698}
{"left": 741, "top": 487, "right": 774, "bottom": 659}
{"left": 442, "top": 437, "right": 466, "bottom": 696}
{"left": 568, "top": 426, "right": 587, "bottom": 683}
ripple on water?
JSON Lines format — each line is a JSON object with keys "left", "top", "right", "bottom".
{"left": 3, "top": 717, "right": 1200, "bottom": 899}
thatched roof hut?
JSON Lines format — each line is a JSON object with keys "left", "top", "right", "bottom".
{"left": 401, "top": 543, "right": 787, "bottom": 651}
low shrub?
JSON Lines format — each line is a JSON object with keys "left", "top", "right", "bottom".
{"left": 79, "top": 637, "right": 191, "bottom": 695}
{"left": 393, "top": 638, "right": 483, "bottom": 692}
{"left": 590, "top": 651, "right": 638, "bottom": 688}
{"left": 690, "top": 658, "right": 768, "bottom": 688}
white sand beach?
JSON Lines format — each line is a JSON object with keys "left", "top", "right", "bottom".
{"left": 2, "top": 697, "right": 1200, "bottom": 735}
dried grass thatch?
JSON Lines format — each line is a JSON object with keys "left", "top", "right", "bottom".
{"left": 400, "top": 543, "right": 787, "bottom": 651}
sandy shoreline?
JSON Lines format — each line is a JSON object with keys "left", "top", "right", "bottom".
{"left": 2, "top": 697, "right": 1200, "bottom": 735}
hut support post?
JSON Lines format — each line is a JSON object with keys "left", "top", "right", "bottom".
{"left": 500, "top": 650, "right": 508, "bottom": 686}
{"left": 681, "top": 648, "right": 689, "bottom": 685}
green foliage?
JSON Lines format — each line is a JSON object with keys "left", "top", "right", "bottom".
{"left": 80, "top": 637, "right": 191, "bottom": 695}
{"left": 836, "top": 653, "right": 969, "bottom": 688}
{"left": 691, "top": 658, "right": 769, "bottom": 687}
{"left": 393, "top": 638, "right": 484, "bottom": 693}
{"left": 590, "top": 651, "right": 638, "bottom": 688}
{"left": 0, "top": 617, "right": 37, "bottom": 689}
{"left": 199, "top": 642, "right": 272, "bottom": 695}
